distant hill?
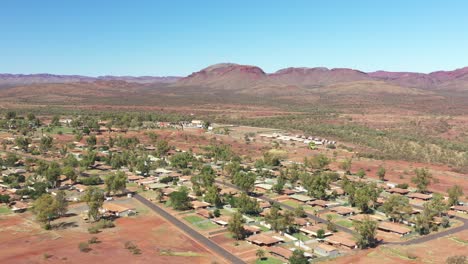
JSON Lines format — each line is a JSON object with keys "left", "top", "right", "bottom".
{"left": 0, "top": 73, "right": 181, "bottom": 87}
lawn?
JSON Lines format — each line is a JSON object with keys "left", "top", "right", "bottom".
{"left": 256, "top": 257, "right": 284, "bottom": 264}
{"left": 45, "top": 126, "right": 75, "bottom": 135}
{"left": 0, "top": 206, "right": 11, "bottom": 215}
{"left": 336, "top": 219, "right": 354, "bottom": 228}
{"left": 292, "top": 232, "right": 311, "bottom": 241}
{"left": 281, "top": 199, "right": 301, "bottom": 208}
{"left": 183, "top": 215, "right": 205, "bottom": 224}
{"left": 183, "top": 215, "right": 218, "bottom": 230}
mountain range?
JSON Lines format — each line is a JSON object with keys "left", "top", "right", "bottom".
{"left": 2, "top": 63, "right": 468, "bottom": 91}
{"left": 1, "top": 63, "right": 467, "bottom": 114}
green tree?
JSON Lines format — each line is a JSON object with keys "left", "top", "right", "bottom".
{"left": 46, "top": 162, "right": 62, "bottom": 187}
{"left": 354, "top": 183, "right": 380, "bottom": 213}
{"left": 424, "top": 193, "right": 447, "bottom": 218}
{"left": 228, "top": 212, "right": 246, "bottom": 240}
{"left": 55, "top": 190, "right": 69, "bottom": 216}
{"left": 356, "top": 168, "right": 366, "bottom": 178}
{"left": 169, "top": 186, "right": 191, "bottom": 210}
{"left": 447, "top": 185, "right": 464, "bottom": 206}
{"left": 235, "top": 193, "right": 261, "bottom": 215}
{"left": 104, "top": 171, "right": 127, "bottom": 195}
{"left": 156, "top": 140, "right": 171, "bottom": 157}
{"left": 204, "top": 185, "right": 222, "bottom": 207}
{"left": 340, "top": 158, "right": 352, "bottom": 174}
{"left": 377, "top": 166, "right": 386, "bottom": 181}
{"left": 232, "top": 171, "right": 256, "bottom": 193}
{"left": 411, "top": 168, "right": 436, "bottom": 193}
{"left": 294, "top": 206, "right": 306, "bottom": 218}
{"left": 62, "top": 166, "right": 77, "bottom": 182}
{"left": 354, "top": 217, "right": 378, "bottom": 249}
{"left": 5, "top": 111, "right": 16, "bottom": 120}
{"left": 382, "top": 195, "right": 412, "bottom": 223}
{"left": 33, "top": 194, "right": 58, "bottom": 228}
{"left": 256, "top": 249, "right": 266, "bottom": 260}
{"left": 326, "top": 214, "right": 337, "bottom": 232}
{"left": 289, "top": 249, "right": 308, "bottom": 264}
{"left": 15, "top": 136, "right": 31, "bottom": 152}
{"left": 272, "top": 174, "right": 286, "bottom": 194}
{"left": 83, "top": 187, "right": 105, "bottom": 222}
{"left": 51, "top": 115, "right": 60, "bottom": 127}
{"left": 306, "top": 154, "right": 330, "bottom": 170}
{"left": 302, "top": 172, "right": 330, "bottom": 199}
{"left": 40, "top": 136, "right": 54, "bottom": 153}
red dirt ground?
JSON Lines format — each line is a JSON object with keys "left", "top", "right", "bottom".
{"left": 0, "top": 213, "right": 222, "bottom": 264}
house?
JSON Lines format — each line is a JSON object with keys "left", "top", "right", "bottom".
{"left": 300, "top": 225, "right": 332, "bottom": 237}
{"left": 243, "top": 225, "right": 261, "bottom": 235}
{"left": 330, "top": 206, "right": 356, "bottom": 216}
{"left": 282, "top": 189, "right": 296, "bottom": 195}
{"left": 127, "top": 174, "right": 145, "bottom": 182}
{"left": 294, "top": 217, "right": 310, "bottom": 226}
{"left": 378, "top": 222, "right": 411, "bottom": 236}
{"left": 407, "top": 192, "right": 432, "bottom": 201}
{"left": 191, "top": 201, "right": 210, "bottom": 209}
{"left": 255, "top": 183, "right": 273, "bottom": 192}
{"left": 349, "top": 214, "right": 383, "bottom": 222}
{"left": 289, "top": 194, "right": 314, "bottom": 203}
{"left": 146, "top": 183, "right": 169, "bottom": 190}
{"left": 452, "top": 205, "right": 468, "bottom": 214}
{"left": 101, "top": 202, "right": 136, "bottom": 217}
{"left": 325, "top": 234, "right": 357, "bottom": 249}
{"left": 73, "top": 184, "right": 87, "bottom": 192}
{"left": 269, "top": 246, "right": 293, "bottom": 260}
{"left": 388, "top": 188, "right": 410, "bottom": 195}
{"left": 211, "top": 215, "right": 230, "bottom": 226}
{"left": 308, "top": 199, "right": 330, "bottom": 208}
{"left": 245, "top": 234, "right": 282, "bottom": 246}
{"left": 314, "top": 244, "right": 339, "bottom": 257}
{"left": 196, "top": 208, "right": 212, "bottom": 219}
{"left": 10, "top": 201, "right": 29, "bottom": 213}
{"left": 259, "top": 201, "right": 272, "bottom": 209}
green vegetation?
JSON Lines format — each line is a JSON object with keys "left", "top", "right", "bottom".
{"left": 255, "top": 257, "right": 284, "bottom": 264}
{"left": 0, "top": 205, "right": 12, "bottom": 215}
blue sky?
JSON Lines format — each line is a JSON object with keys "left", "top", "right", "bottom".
{"left": 1, "top": 0, "right": 468, "bottom": 76}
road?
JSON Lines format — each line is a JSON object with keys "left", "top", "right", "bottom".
{"left": 132, "top": 193, "right": 245, "bottom": 264}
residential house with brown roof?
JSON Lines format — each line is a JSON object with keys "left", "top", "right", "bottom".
{"left": 378, "top": 222, "right": 411, "bottom": 236}
{"left": 245, "top": 234, "right": 282, "bottom": 246}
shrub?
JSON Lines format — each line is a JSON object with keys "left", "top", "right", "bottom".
{"left": 88, "top": 226, "right": 100, "bottom": 234}
{"left": 124, "top": 241, "right": 141, "bottom": 255}
{"left": 78, "top": 242, "right": 91, "bottom": 252}
{"left": 88, "top": 237, "right": 99, "bottom": 244}
{"left": 96, "top": 219, "right": 115, "bottom": 229}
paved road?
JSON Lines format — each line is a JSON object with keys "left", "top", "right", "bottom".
{"left": 390, "top": 215, "right": 468, "bottom": 246}
{"left": 133, "top": 193, "right": 245, "bottom": 264}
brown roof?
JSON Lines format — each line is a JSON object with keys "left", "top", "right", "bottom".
{"left": 191, "top": 201, "right": 211, "bottom": 209}
{"left": 196, "top": 208, "right": 212, "bottom": 218}
{"left": 326, "top": 234, "right": 356, "bottom": 248}
{"left": 388, "top": 188, "right": 410, "bottom": 195}
{"left": 246, "top": 234, "right": 281, "bottom": 245}
{"left": 315, "top": 244, "right": 338, "bottom": 252}
{"left": 378, "top": 222, "right": 411, "bottom": 234}
{"left": 102, "top": 203, "right": 134, "bottom": 213}
{"left": 407, "top": 193, "right": 432, "bottom": 200}
{"left": 330, "top": 206, "right": 356, "bottom": 215}
{"left": 269, "top": 247, "right": 293, "bottom": 259}
{"left": 308, "top": 199, "right": 329, "bottom": 207}
{"left": 349, "top": 214, "right": 382, "bottom": 222}
{"left": 243, "top": 225, "right": 261, "bottom": 234}
{"left": 294, "top": 217, "right": 309, "bottom": 226}
{"left": 452, "top": 205, "right": 468, "bottom": 212}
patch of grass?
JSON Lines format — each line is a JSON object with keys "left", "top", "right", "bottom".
{"left": 292, "top": 232, "right": 311, "bottom": 241}
{"left": 0, "top": 206, "right": 12, "bottom": 215}
{"left": 281, "top": 199, "right": 301, "bottom": 208}
{"left": 183, "top": 215, "right": 205, "bottom": 224}
{"left": 183, "top": 215, "right": 218, "bottom": 230}
{"left": 336, "top": 219, "right": 353, "bottom": 228}
{"left": 381, "top": 246, "right": 418, "bottom": 260}
{"left": 255, "top": 257, "right": 284, "bottom": 264}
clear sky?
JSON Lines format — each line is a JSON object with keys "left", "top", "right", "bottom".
{"left": 1, "top": 0, "right": 468, "bottom": 76}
